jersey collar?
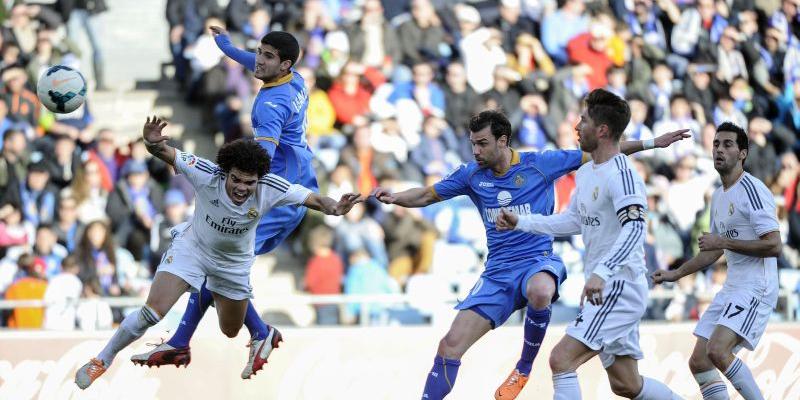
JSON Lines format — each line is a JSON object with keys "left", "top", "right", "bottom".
{"left": 262, "top": 72, "right": 293, "bottom": 88}
{"left": 493, "top": 148, "right": 520, "bottom": 176}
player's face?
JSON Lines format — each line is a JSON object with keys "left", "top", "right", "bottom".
{"left": 576, "top": 111, "right": 599, "bottom": 152}
{"left": 470, "top": 126, "right": 505, "bottom": 168}
{"left": 225, "top": 167, "right": 259, "bottom": 206}
{"left": 255, "top": 44, "right": 287, "bottom": 82}
{"left": 712, "top": 131, "right": 746, "bottom": 173}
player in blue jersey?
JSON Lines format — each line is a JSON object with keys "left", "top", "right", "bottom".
{"left": 372, "top": 110, "right": 688, "bottom": 400}
{"left": 132, "top": 28, "right": 318, "bottom": 379}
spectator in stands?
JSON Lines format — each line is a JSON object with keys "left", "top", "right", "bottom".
{"left": 328, "top": 61, "right": 374, "bottom": 125}
{"left": 343, "top": 248, "right": 399, "bottom": 324}
{"left": 54, "top": 191, "right": 81, "bottom": 252}
{"left": 515, "top": 94, "right": 556, "bottom": 150}
{"left": 90, "top": 128, "right": 120, "bottom": 182}
{"left": 0, "top": 129, "right": 27, "bottom": 195}
{"left": 4, "top": 161, "right": 57, "bottom": 227}
{"left": 4, "top": 253, "right": 48, "bottom": 328}
{"left": 671, "top": 0, "right": 727, "bottom": 67}
{"left": 541, "top": 0, "right": 589, "bottom": 66}
{"left": 304, "top": 225, "right": 344, "bottom": 325}
{"left": 165, "top": 0, "right": 221, "bottom": 87}
{"left": 345, "top": 0, "right": 401, "bottom": 74}
{"left": 0, "top": 204, "right": 30, "bottom": 256}
{"left": 411, "top": 116, "right": 460, "bottom": 176}
{"left": 75, "top": 219, "right": 143, "bottom": 300}
{"left": 335, "top": 202, "right": 388, "bottom": 269}
{"left": 716, "top": 26, "right": 748, "bottom": 84}
{"left": 745, "top": 117, "right": 780, "bottom": 184}
{"left": 71, "top": 157, "right": 110, "bottom": 224}
{"left": 43, "top": 254, "right": 82, "bottom": 330}
{"left": 396, "top": 0, "right": 446, "bottom": 66}
{"left": 567, "top": 20, "right": 616, "bottom": 90}
{"left": 442, "top": 61, "right": 480, "bottom": 135}
{"left": 46, "top": 134, "right": 81, "bottom": 190}
{"left": 149, "top": 189, "right": 187, "bottom": 273}
{"left": 32, "top": 223, "right": 67, "bottom": 279}
{"left": 492, "top": 0, "right": 537, "bottom": 53}
{"left": 2, "top": 67, "right": 39, "bottom": 132}
{"left": 61, "top": 0, "right": 107, "bottom": 90}
{"left": 106, "top": 159, "right": 163, "bottom": 261}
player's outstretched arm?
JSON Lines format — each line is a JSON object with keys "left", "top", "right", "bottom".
{"left": 371, "top": 186, "right": 440, "bottom": 208}
{"left": 304, "top": 193, "right": 364, "bottom": 216}
{"left": 620, "top": 129, "right": 691, "bottom": 156}
{"left": 497, "top": 203, "right": 581, "bottom": 236}
{"left": 652, "top": 248, "right": 724, "bottom": 285}
{"left": 142, "top": 116, "right": 176, "bottom": 166}
{"left": 210, "top": 26, "right": 256, "bottom": 72}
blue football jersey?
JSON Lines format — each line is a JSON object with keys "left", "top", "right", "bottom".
{"left": 251, "top": 70, "right": 309, "bottom": 154}
{"left": 432, "top": 149, "right": 583, "bottom": 268}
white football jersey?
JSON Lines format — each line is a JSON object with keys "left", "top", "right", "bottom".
{"left": 710, "top": 172, "right": 779, "bottom": 306}
{"left": 572, "top": 154, "right": 649, "bottom": 282}
{"left": 173, "top": 150, "right": 312, "bottom": 267}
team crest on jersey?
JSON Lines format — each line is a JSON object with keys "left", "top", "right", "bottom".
{"left": 181, "top": 152, "right": 197, "bottom": 167}
{"left": 497, "top": 191, "right": 512, "bottom": 206}
{"left": 729, "top": 202, "right": 734, "bottom": 216}
{"left": 592, "top": 186, "right": 599, "bottom": 201}
{"left": 247, "top": 207, "right": 259, "bottom": 219}
{"left": 514, "top": 173, "right": 526, "bottom": 187}
{"left": 210, "top": 199, "right": 219, "bottom": 207}
{"left": 166, "top": 256, "right": 173, "bottom": 264}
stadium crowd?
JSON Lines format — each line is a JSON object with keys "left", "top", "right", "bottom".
{"left": 1, "top": 0, "right": 799, "bottom": 329}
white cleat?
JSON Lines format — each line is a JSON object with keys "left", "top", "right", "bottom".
{"left": 241, "top": 327, "right": 283, "bottom": 379}
{"left": 131, "top": 341, "right": 191, "bottom": 368}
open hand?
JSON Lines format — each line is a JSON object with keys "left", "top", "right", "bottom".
{"left": 654, "top": 129, "right": 691, "bottom": 148}
{"left": 495, "top": 208, "right": 519, "bottom": 231}
{"left": 333, "top": 193, "right": 363, "bottom": 215}
{"left": 142, "top": 116, "right": 169, "bottom": 144}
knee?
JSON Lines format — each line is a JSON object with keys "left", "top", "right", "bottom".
{"left": 220, "top": 324, "right": 240, "bottom": 339}
{"left": 689, "top": 352, "right": 711, "bottom": 374}
{"left": 609, "top": 379, "right": 641, "bottom": 399}
{"left": 549, "top": 352, "right": 571, "bottom": 374}
{"left": 437, "top": 332, "right": 465, "bottom": 359}
{"left": 527, "top": 279, "right": 555, "bottom": 309}
{"left": 706, "top": 341, "right": 731, "bottom": 370}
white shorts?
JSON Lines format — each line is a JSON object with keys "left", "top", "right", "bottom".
{"left": 156, "top": 226, "right": 253, "bottom": 301}
{"left": 694, "top": 290, "right": 773, "bottom": 352}
{"left": 566, "top": 279, "right": 647, "bottom": 368}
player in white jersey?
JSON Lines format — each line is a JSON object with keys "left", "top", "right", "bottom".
{"left": 653, "top": 122, "right": 781, "bottom": 400}
{"left": 74, "top": 117, "right": 362, "bottom": 389}
{"left": 497, "top": 89, "right": 681, "bottom": 400}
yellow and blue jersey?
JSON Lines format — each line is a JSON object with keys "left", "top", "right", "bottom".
{"left": 251, "top": 70, "right": 310, "bottom": 154}
{"left": 432, "top": 148, "right": 583, "bottom": 268}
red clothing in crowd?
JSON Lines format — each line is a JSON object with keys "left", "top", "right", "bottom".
{"left": 567, "top": 32, "right": 614, "bottom": 90}
{"left": 328, "top": 82, "right": 372, "bottom": 125}
{"left": 304, "top": 249, "right": 344, "bottom": 295}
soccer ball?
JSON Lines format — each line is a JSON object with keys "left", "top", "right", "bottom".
{"left": 37, "top": 65, "right": 87, "bottom": 113}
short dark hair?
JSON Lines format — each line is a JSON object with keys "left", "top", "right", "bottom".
{"left": 469, "top": 110, "right": 512, "bottom": 142}
{"left": 261, "top": 31, "right": 300, "bottom": 68}
{"left": 3, "top": 129, "right": 23, "bottom": 142}
{"left": 584, "top": 88, "right": 631, "bottom": 141}
{"left": 216, "top": 139, "right": 271, "bottom": 177}
{"left": 716, "top": 121, "right": 749, "bottom": 160}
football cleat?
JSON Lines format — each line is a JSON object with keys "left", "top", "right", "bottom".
{"left": 241, "top": 326, "right": 283, "bottom": 379}
{"left": 75, "top": 358, "right": 107, "bottom": 389}
{"left": 495, "top": 369, "right": 529, "bottom": 399}
{"left": 131, "top": 340, "right": 191, "bottom": 368}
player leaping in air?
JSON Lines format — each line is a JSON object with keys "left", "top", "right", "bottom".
{"left": 131, "top": 28, "right": 319, "bottom": 379}
{"left": 496, "top": 89, "right": 682, "bottom": 400}
{"left": 74, "top": 117, "right": 361, "bottom": 390}
{"left": 653, "top": 122, "right": 781, "bottom": 400}
{"left": 371, "top": 105, "right": 688, "bottom": 400}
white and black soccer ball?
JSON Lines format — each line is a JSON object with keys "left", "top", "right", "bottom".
{"left": 37, "top": 65, "right": 87, "bottom": 113}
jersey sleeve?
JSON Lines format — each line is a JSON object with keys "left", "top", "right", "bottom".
{"left": 214, "top": 34, "right": 255, "bottom": 72}
{"left": 607, "top": 164, "right": 648, "bottom": 212}
{"left": 258, "top": 174, "right": 312, "bottom": 210}
{"left": 742, "top": 176, "right": 780, "bottom": 237}
{"left": 174, "top": 150, "right": 219, "bottom": 188}
{"left": 535, "top": 150, "right": 584, "bottom": 182}
{"left": 516, "top": 191, "right": 582, "bottom": 236}
{"left": 431, "top": 164, "right": 472, "bottom": 201}
{"left": 253, "top": 93, "right": 292, "bottom": 158}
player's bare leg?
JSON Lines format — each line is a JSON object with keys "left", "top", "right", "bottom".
{"left": 76, "top": 272, "right": 189, "bottom": 389}
{"left": 605, "top": 356, "right": 680, "bottom": 399}
{"left": 421, "top": 309, "right": 492, "bottom": 399}
{"left": 689, "top": 337, "right": 730, "bottom": 400}
{"left": 706, "top": 326, "right": 763, "bottom": 400}
{"left": 496, "top": 272, "right": 556, "bottom": 399}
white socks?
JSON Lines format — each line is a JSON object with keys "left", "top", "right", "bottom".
{"left": 97, "top": 305, "right": 161, "bottom": 367}
{"left": 553, "top": 372, "right": 581, "bottom": 400}
{"left": 695, "top": 369, "right": 729, "bottom": 400}
{"left": 634, "top": 376, "right": 683, "bottom": 400}
{"left": 724, "top": 358, "right": 764, "bottom": 400}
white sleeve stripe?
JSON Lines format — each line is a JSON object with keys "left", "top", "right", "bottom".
{"left": 603, "top": 221, "right": 645, "bottom": 268}
{"left": 260, "top": 175, "right": 290, "bottom": 190}
{"left": 741, "top": 176, "right": 764, "bottom": 210}
{"left": 259, "top": 181, "right": 288, "bottom": 193}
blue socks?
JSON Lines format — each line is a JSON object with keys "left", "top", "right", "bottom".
{"left": 515, "top": 306, "right": 551, "bottom": 375}
{"left": 244, "top": 301, "right": 268, "bottom": 341}
{"left": 422, "top": 356, "right": 461, "bottom": 400}
{"left": 167, "top": 282, "right": 269, "bottom": 348}
{"left": 167, "top": 283, "right": 213, "bottom": 348}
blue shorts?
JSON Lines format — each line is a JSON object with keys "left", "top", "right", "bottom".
{"left": 456, "top": 255, "right": 567, "bottom": 328}
{"left": 254, "top": 144, "right": 319, "bottom": 255}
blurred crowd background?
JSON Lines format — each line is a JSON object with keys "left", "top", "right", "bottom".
{"left": 0, "top": 0, "right": 799, "bottom": 330}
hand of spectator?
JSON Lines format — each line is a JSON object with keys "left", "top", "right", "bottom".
{"left": 142, "top": 116, "right": 170, "bottom": 145}
{"left": 581, "top": 273, "right": 606, "bottom": 306}
{"left": 371, "top": 187, "right": 396, "bottom": 204}
{"left": 333, "top": 193, "right": 364, "bottom": 216}
{"left": 208, "top": 25, "right": 229, "bottom": 37}
{"left": 495, "top": 208, "right": 518, "bottom": 231}
{"left": 170, "top": 25, "right": 184, "bottom": 44}
{"left": 652, "top": 269, "right": 679, "bottom": 285}
{"left": 698, "top": 232, "right": 725, "bottom": 251}
{"left": 654, "top": 129, "right": 691, "bottom": 148}
{"left": 109, "top": 284, "right": 121, "bottom": 297}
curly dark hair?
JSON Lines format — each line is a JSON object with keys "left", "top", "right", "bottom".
{"left": 584, "top": 89, "right": 631, "bottom": 141}
{"left": 216, "top": 139, "right": 271, "bottom": 177}
{"left": 469, "top": 110, "right": 512, "bottom": 143}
